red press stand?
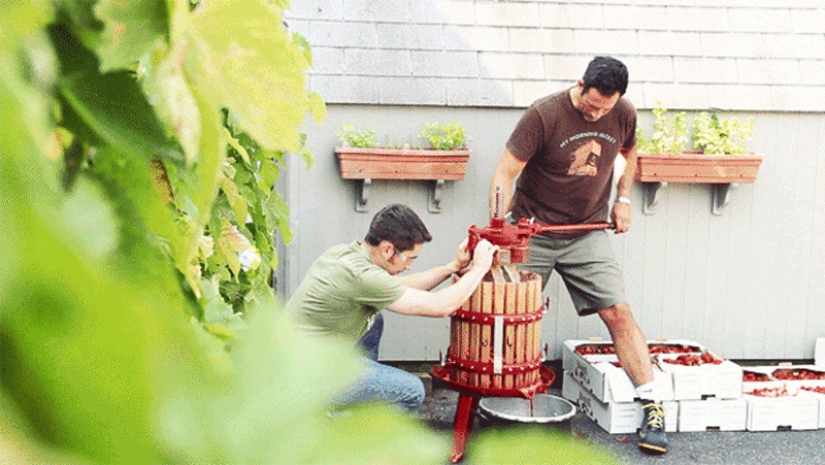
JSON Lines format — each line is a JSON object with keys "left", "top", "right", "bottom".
{"left": 432, "top": 217, "right": 612, "bottom": 463}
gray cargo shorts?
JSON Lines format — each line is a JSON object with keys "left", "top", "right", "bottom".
{"left": 517, "top": 230, "right": 626, "bottom": 316}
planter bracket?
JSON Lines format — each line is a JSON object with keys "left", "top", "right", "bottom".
{"left": 711, "top": 183, "right": 739, "bottom": 216}
{"left": 428, "top": 180, "right": 446, "bottom": 213}
{"left": 353, "top": 178, "right": 451, "bottom": 213}
{"left": 642, "top": 182, "right": 667, "bottom": 215}
{"left": 355, "top": 178, "right": 372, "bottom": 212}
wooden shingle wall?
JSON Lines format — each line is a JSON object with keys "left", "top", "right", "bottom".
{"left": 286, "top": 0, "right": 825, "bottom": 111}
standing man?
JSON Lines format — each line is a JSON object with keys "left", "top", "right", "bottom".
{"left": 489, "top": 56, "right": 667, "bottom": 454}
{"left": 285, "top": 204, "right": 497, "bottom": 413}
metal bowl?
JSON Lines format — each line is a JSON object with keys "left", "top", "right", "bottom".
{"left": 477, "top": 394, "right": 576, "bottom": 425}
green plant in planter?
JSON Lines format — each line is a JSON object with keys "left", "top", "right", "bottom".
{"left": 636, "top": 103, "right": 690, "bottom": 155}
{"left": 418, "top": 120, "right": 467, "bottom": 150}
{"left": 691, "top": 112, "right": 755, "bottom": 155}
{"left": 337, "top": 124, "right": 378, "bottom": 148}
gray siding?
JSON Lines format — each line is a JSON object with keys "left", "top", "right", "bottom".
{"left": 286, "top": 0, "right": 825, "bottom": 111}
{"left": 281, "top": 1, "right": 825, "bottom": 361}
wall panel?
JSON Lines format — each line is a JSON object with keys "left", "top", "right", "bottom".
{"left": 282, "top": 106, "right": 825, "bottom": 361}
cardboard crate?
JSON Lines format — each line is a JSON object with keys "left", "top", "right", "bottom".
{"left": 743, "top": 389, "right": 819, "bottom": 431}
{"left": 742, "top": 364, "right": 825, "bottom": 391}
{"left": 741, "top": 366, "right": 779, "bottom": 392}
{"left": 796, "top": 386, "right": 825, "bottom": 428}
{"left": 677, "top": 398, "right": 747, "bottom": 432}
{"left": 656, "top": 352, "right": 743, "bottom": 400}
{"left": 767, "top": 365, "right": 825, "bottom": 387}
{"left": 562, "top": 371, "right": 678, "bottom": 435}
{"left": 562, "top": 340, "right": 676, "bottom": 403}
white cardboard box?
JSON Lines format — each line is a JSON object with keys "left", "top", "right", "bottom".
{"left": 744, "top": 391, "right": 819, "bottom": 431}
{"left": 562, "top": 340, "right": 675, "bottom": 403}
{"left": 767, "top": 365, "right": 825, "bottom": 388}
{"left": 741, "top": 366, "right": 779, "bottom": 392}
{"left": 562, "top": 371, "right": 678, "bottom": 435}
{"left": 656, "top": 353, "right": 743, "bottom": 400}
{"left": 797, "top": 386, "right": 825, "bottom": 428}
{"left": 741, "top": 365, "right": 825, "bottom": 392}
{"left": 677, "top": 398, "right": 747, "bottom": 432}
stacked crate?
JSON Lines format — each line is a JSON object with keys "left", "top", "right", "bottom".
{"left": 740, "top": 365, "right": 824, "bottom": 431}
{"left": 561, "top": 339, "right": 745, "bottom": 433}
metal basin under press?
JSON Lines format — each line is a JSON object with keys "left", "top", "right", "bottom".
{"left": 476, "top": 394, "right": 576, "bottom": 430}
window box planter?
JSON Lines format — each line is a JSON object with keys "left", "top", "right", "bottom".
{"left": 635, "top": 152, "right": 764, "bottom": 184}
{"left": 334, "top": 146, "right": 471, "bottom": 181}
{"left": 334, "top": 146, "right": 472, "bottom": 212}
{"left": 634, "top": 152, "right": 764, "bottom": 215}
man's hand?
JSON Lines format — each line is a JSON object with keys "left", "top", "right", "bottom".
{"left": 450, "top": 237, "right": 472, "bottom": 273}
{"left": 471, "top": 239, "right": 498, "bottom": 271}
{"left": 611, "top": 202, "right": 631, "bottom": 233}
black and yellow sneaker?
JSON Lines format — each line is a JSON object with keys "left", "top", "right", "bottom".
{"left": 638, "top": 402, "right": 668, "bottom": 454}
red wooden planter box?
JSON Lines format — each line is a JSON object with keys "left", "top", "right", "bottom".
{"left": 635, "top": 152, "right": 764, "bottom": 184}
{"left": 335, "top": 146, "right": 471, "bottom": 181}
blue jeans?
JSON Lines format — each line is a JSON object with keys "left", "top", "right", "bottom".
{"left": 334, "top": 312, "right": 426, "bottom": 412}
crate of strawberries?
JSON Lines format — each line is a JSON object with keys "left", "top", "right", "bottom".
{"left": 743, "top": 384, "right": 820, "bottom": 431}
{"left": 655, "top": 349, "right": 743, "bottom": 401}
{"left": 562, "top": 340, "right": 677, "bottom": 403}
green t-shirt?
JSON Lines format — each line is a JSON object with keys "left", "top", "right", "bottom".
{"left": 284, "top": 241, "right": 407, "bottom": 344}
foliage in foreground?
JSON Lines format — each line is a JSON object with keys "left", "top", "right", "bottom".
{"left": 0, "top": 1, "right": 617, "bottom": 463}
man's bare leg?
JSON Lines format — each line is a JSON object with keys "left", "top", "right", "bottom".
{"left": 598, "top": 302, "right": 668, "bottom": 454}
{"left": 597, "top": 302, "right": 652, "bottom": 386}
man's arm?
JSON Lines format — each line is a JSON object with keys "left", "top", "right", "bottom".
{"left": 489, "top": 149, "right": 527, "bottom": 219}
{"left": 612, "top": 145, "right": 637, "bottom": 233}
{"left": 396, "top": 239, "right": 470, "bottom": 291}
{"left": 386, "top": 240, "right": 498, "bottom": 317}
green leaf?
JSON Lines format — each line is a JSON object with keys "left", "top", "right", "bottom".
{"left": 292, "top": 31, "right": 312, "bottom": 66}
{"left": 257, "top": 156, "right": 281, "bottom": 187}
{"left": 0, "top": 1, "right": 57, "bottom": 161}
{"left": 57, "top": 177, "right": 119, "bottom": 260}
{"left": 223, "top": 311, "right": 362, "bottom": 463}
{"left": 139, "top": 41, "right": 202, "bottom": 164}
{"left": 263, "top": 189, "right": 293, "bottom": 245}
{"left": 468, "top": 427, "right": 619, "bottom": 465}
{"left": 90, "top": 147, "right": 180, "bottom": 256}
{"left": 308, "top": 91, "right": 327, "bottom": 124}
{"left": 0, "top": 0, "right": 54, "bottom": 49}
{"left": 218, "top": 173, "right": 250, "bottom": 227}
{"left": 307, "top": 407, "right": 449, "bottom": 465}
{"left": 185, "top": 0, "right": 309, "bottom": 152}
{"left": 166, "top": 86, "right": 225, "bottom": 297}
{"left": 215, "top": 218, "right": 249, "bottom": 276}
{"left": 203, "top": 322, "right": 241, "bottom": 341}
{"left": 190, "top": 88, "right": 225, "bottom": 222}
{"left": 51, "top": 0, "right": 102, "bottom": 38}
{"left": 0, "top": 158, "right": 167, "bottom": 464}
{"left": 224, "top": 127, "right": 251, "bottom": 165}
{"left": 0, "top": 421, "right": 95, "bottom": 465}
{"left": 94, "top": 0, "right": 168, "bottom": 72}
{"left": 242, "top": 280, "right": 280, "bottom": 316}
{"left": 58, "top": 70, "right": 181, "bottom": 162}
{"left": 200, "top": 276, "right": 236, "bottom": 323}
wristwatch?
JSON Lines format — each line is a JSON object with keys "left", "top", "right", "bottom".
{"left": 616, "top": 196, "right": 631, "bottom": 205}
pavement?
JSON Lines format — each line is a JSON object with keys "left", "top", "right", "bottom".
{"left": 414, "top": 372, "right": 825, "bottom": 465}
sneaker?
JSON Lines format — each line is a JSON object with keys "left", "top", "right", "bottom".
{"left": 638, "top": 402, "right": 668, "bottom": 454}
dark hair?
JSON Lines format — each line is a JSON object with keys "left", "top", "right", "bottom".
{"left": 581, "top": 56, "right": 629, "bottom": 97}
{"left": 364, "top": 204, "right": 432, "bottom": 252}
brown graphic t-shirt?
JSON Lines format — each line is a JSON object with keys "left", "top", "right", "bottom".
{"left": 506, "top": 88, "right": 636, "bottom": 237}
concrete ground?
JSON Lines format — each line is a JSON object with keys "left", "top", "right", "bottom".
{"left": 415, "top": 374, "right": 825, "bottom": 465}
